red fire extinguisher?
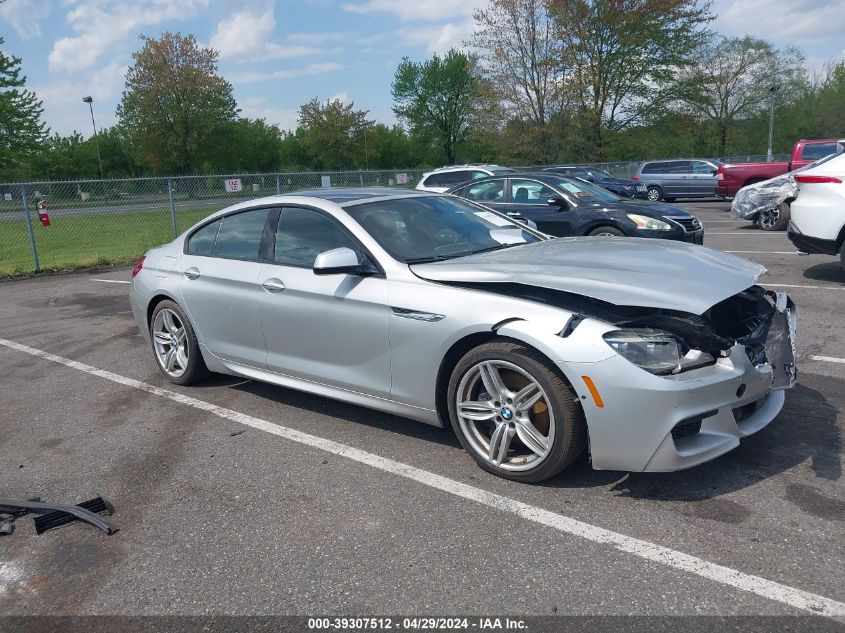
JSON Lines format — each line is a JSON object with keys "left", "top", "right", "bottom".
{"left": 36, "top": 199, "right": 50, "bottom": 227}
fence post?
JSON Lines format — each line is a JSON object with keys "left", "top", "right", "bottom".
{"left": 21, "top": 184, "right": 40, "bottom": 273}
{"left": 359, "top": 170, "right": 364, "bottom": 187}
{"left": 167, "top": 178, "right": 177, "bottom": 239}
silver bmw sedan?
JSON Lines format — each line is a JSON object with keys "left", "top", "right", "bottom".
{"left": 129, "top": 188, "right": 796, "bottom": 482}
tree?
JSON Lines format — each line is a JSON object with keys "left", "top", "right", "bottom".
{"left": 296, "top": 98, "right": 373, "bottom": 170}
{"left": 548, "top": 0, "right": 711, "bottom": 159}
{"left": 117, "top": 32, "right": 238, "bottom": 174}
{"left": 392, "top": 50, "right": 486, "bottom": 164}
{"left": 472, "top": 0, "right": 568, "bottom": 162}
{"left": 673, "top": 35, "right": 805, "bottom": 156}
{"left": 215, "top": 118, "right": 284, "bottom": 173}
{"left": 0, "top": 37, "right": 47, "bottom": 179}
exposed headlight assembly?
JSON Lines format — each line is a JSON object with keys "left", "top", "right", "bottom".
{"left": 603, "top": 328, "right": 715, "bottom": 375}
{"left": 626, "top": 214, "right": 672, "bottom": 230}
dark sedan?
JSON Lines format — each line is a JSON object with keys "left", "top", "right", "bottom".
{"left": 447, "top": 173, "right": 703, "bottom": 243}
{"left": 543, "top": 166, "right": 647, "bottom": 199}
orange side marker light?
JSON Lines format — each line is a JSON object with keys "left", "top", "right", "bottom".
{"left": 581, "top": 376, "right": 604, "bottom": 408}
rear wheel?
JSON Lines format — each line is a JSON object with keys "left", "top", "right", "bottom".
{"left": 447, "top": 341, "right": 586, "bottom": 483}
{"left": 588, "top": 226, "right": 625, "bottom": 237}
{"left": 757, "top": 202, "right": 790, "bottom": 231}
{"left": 646, "top": 186, "right": 662, "bottom": 202}
{"left": 840, "top": 245, "right": 845, "bottom": 273}
{"left": 150, "top": 300, "right": 208, "bottom": 385}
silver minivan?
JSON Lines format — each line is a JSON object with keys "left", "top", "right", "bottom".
{"left": 634, "top": 159, "right": 721, "bottom": 202}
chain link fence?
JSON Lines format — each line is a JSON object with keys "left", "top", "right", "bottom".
{"left": 0, "top": 169, "right": 425, "bottom": 276}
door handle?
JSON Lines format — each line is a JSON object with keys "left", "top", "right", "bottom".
{"left": 262, "top": 278, "right": 285, "bottom": 293}
{"left": 183, "top": 267, "right": 200, "bottom": 280}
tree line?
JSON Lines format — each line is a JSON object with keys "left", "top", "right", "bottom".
{"left": 1, "top": 0, "right": 843, "bottom": 182}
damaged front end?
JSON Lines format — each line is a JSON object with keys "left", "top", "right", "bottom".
{"left": 731, "top": 174, "right": 797, "bottom": 221}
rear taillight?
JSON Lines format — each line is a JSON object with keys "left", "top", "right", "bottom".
{"left": 131, "top": 256, "right": 145, "bottom": 278}
{"left": 632, "top": 176, "right": 639, "bottom": 181}
{"left": 795, "top": 175, "right": 842, "bottom": 184}
{"left": 716, "top": 166, "right": 725, "bottom": 181}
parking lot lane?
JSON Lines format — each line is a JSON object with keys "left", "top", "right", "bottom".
{"left": 0, "top": 355, "right": 808, "bottom": 616}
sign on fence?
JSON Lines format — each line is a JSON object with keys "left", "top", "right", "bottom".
{"left": 321, "top": 175, "right": 332, "bottom": 188}
{"left": 224, "top": 178, "right": 243, "bottom": 193}
{"left": 395, "top": 173, "right": 408, "bottom": 185}
{"left": 3, "top": 193, "right": 11, "bottom": 201}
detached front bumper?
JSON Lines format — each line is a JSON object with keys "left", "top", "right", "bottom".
{"left": 562, "top": 296, "right": 796, "bottom": 473}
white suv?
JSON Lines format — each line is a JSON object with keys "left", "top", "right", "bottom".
{"left": 415, "top": 164, "right": 516, "bottom": 193}
{"left": 787, "top": 146, "right": 845, "bottom": 271}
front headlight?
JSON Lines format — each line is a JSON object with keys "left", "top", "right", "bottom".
{"left": 627, "top": 214, "right": 672, "bottom": 230}
{"left": 603, "top": 329, "right": 715, "bottom": 375}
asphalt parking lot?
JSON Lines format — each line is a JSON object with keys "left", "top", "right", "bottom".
{"left": 1, "top": 200, "right": 843, "bottom": 623}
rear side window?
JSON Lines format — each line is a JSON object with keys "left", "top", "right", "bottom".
{"left": 640, "top": 162, "right": 665, "bottom": 174}
{"left": 187, "top": 219, "right": 221, "bottom": 256}
{"left": 464, "top": 180, "right": 505, "bottom": 202}
{"left": 274, "top": 207, "right": 359, "bottom": 268}
{"left": 801, "top": 142, "right": 837, "bottom": 161}
{"left": 212, "top": 209, "right": 271, "bottom": 260}
{"left": 668, "top": 161, "right": 692, "bottom": 174}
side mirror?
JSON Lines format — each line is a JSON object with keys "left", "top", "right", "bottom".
{"left": 547, "top": 196, "right": 568, "bottom": 209}
{"left": 711, "top": 169, "right": 718, "bottom": 176}
{"left": 313, "top": 247, "right": 367, "bottom": 275}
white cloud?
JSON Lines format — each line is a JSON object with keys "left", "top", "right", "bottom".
{"left": 32, "top": 62, "right": 128, "bottom": 135}
{"left": 0, "top": 0, "right": 49, "bottom": 39}
{"left": 232, "top": 62, "right": 343, "bottom": 84}
{"left": 715, "top": 0, "right": 845, "bottom": 44}
{"left": 209, "top": 5, "right": 321, "bottom": 61}
{"left": 329, "top": 91, "right": 350, "bottom": 103}
{"left": 401, "top": 19, "right": 476, "bottom": 54}
{"left": 48, "top": 0, "right": 209, "bottom": 72}
{"left": 239, "top": 97, "right": 298, "bottom": 130}
{"left": 287, "top": 32, "right": 345, "bottom": 44}
{"left": 341, "top": 0, "right": 485, "bottom": 22}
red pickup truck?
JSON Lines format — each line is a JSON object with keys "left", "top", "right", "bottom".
{"left": 716, "top": 139, "right": 843, "bottom": 197}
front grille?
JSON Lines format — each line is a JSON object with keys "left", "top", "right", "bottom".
{"left": 670, "top": 217, "right": 702, "bottom": 232}
{"left": 671, "top": 419, "right": 702, "bottom": 440}
{"left": 733, "top": 400, "right": 761, "bottom": 423}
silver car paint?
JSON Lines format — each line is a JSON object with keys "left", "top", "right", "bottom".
{"left": 130, "top": 192, "right": 791, "bottom": 473}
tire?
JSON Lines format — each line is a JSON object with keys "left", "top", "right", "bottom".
{"left": 447, "top": 341, "right": 586, "bottom": 483}
{"left": 149, "top": 299, "right": 209, "bottom": 385}
{"left": 663, "top": 197, "right": 676, "bottom": 203}
{"left": 757, "top": 201, "right": 790, "bottom": 231}
{"left": 646, "top": 186, "right": 662, "bottom": 202}
{"left": 588, "top": 225, "right": 625, "bottom": 237}
{"left": 840, "top": 246, "right": 845, "bottom": 273}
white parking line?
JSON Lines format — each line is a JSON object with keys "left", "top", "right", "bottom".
{"left": 811, "top": 356, "right": 845, "bottom": 364}
{"left": 763, "top": 283, "right": 845, "bottom": 290}
{"left": 1, "top": 336, "right": 843, "bottom": 618}
{"left": 93, "top": 279, "right": 131, "bottom": 284}
{"left": 725, "top": 251, "right": 799, "bottom": 255}
{"left": 708, "top": 232, "right": 782, "bottom": 235}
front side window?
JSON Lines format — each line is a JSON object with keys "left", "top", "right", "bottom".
{"left": 346, "top": 195, "right": 541, "bottom": 263}
{"left": 187, "top": 219, "right": 221, "bottom": 256}
{"left": 801, "top": 142, "right": 837, "bottom": 161}
{"left": 510, "top": 179, "right": 558, "bottom": 204}
{"left": 464, "top": 180, "right": 505, "bottom": 203}
{"left": 212, "top": 209, "right": 271, "bottom": 260}
{"left": 274, "top": 207, "right": 359, "bottom": 268}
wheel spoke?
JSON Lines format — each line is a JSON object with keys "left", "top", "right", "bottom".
{"left": 478, "top": 362, "right": 506, "bottom": 399}
{"left": 162, "top": 310, "right": 177, "bottom": 335}
{"left": 516, "top": 419, "right": 549, "bottom": 457}
{"left": 153, "top": 331, "right": 171, "bottom": 345}
{"left": 458, "top": 400, "right": 498, "bottom": 421}
{"left": 175, "top": 327, "right": 186, "bottom": 344}
{"left": 488, "top": 422, "right": 514, "bottom": 464}
{"left": 164, "top": 349, "right": 177, "bottom": 371}
{"left": 513, "top": 382, "right": 542, "bottom": 412}
{"left": 176, "top": 349, "right": 188, "bottom": 369}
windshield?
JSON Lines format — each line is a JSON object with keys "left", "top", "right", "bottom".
{"left": 346, "top": 195, "right": 542, "bottom": 263}
{"left": 589, "top": 168, "right": 614, "bottom": 179}
{"left": 549, "top": 177, "right": 622, "bottom": 203}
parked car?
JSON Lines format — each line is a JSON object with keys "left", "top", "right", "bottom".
{"left": 633, "top": 159, "right": 721, "bottom": 202}
{"left": 447, "top": 173, "right": 703, "bottom": 243}
{"left": 415, "top": 164, "right": 516, "bottom": 193}
{"left": 717, "top": 139, "right": 844, "bottom": 198}
{"left": 542, "top": 166, "right": 647, "bottom": 199}
{"left": 130, "top": 187, "right": 795, "bottom": 482}
{"left": 787, "top": 152, "right": 845, "bottom": 271}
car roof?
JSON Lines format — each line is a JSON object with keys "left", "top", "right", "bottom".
{"left": 446, "top": 172, "right": 580, "bottom": 190}
{"left": 425, "top": 164, "right": 514, "bottom": 174}
{"left": 287, "top": 187, "right": 429, "bottom": 203}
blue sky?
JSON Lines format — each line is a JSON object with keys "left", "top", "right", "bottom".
{"left": 1, "top": 0, "right": 843, "bottom": 138}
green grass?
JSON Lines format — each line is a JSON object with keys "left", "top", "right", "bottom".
{"left": 0, "top": 207, "right": 217, "bottom": 277}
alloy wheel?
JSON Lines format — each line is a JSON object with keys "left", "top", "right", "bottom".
{"left": 455, "top": 360, "right": 555, "bottom": 472}
{"left": 647, "top": 187, "right": 661, "bottom": 202}
{"left": 152, "top": 308, "right": 189, "bottom": 378}
{"left": 758, "top": 206, "right": 779, "bottom": 230}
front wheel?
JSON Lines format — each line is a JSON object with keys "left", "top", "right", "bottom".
{"left": 646, "top": 186, "right": 662, "bottom": 202}
{"left": 757, "top": 202, "right": 790, "bottom": 231}
{"left": 447, "top": 341, "right": 586, "bottom": 482}
{"left": 588, "top": 226, "right": 625, "bottom": 237}
{"left": 150, "top": 300, "right": 208, "bottom": 385}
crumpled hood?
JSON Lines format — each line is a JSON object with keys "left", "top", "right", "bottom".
{"left": 411, "top": 238, "right": 766, "bottom": 315}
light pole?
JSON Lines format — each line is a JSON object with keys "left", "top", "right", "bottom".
{"left": 82, "top": 96, "right": 104, "bottom": 179}
{"left": 766, "top": 84, "right": 780, "bottom": 163}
